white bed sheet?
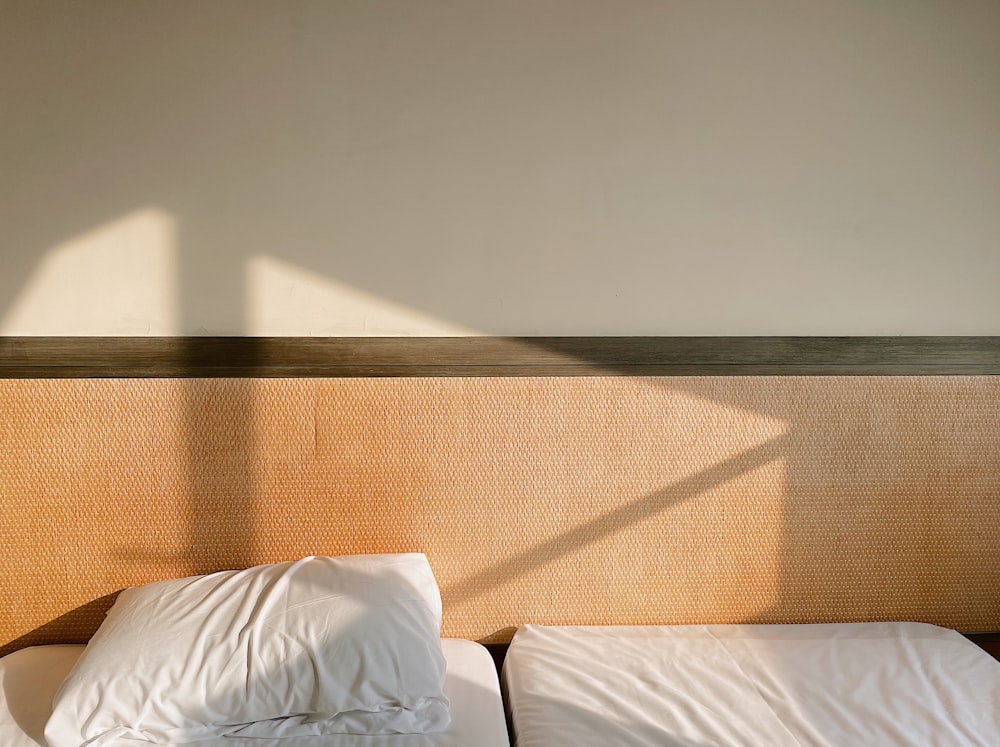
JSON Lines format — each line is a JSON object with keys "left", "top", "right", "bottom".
{"left": 0, "top": 638, "right": 508, "bottom": 747}
{"left": 503, "top": 622, "right": 1000, "bottom": 747}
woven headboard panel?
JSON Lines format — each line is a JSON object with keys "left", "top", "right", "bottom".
{"left": 2, "top": 373, "right": 998, "bottom": 653}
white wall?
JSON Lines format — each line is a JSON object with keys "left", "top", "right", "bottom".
{"left": 2, "top": 0, "right": 998, "bottom": 336}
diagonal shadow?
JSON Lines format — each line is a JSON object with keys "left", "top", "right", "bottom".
{"left": 444, "top": 434, "right": 789, "bottom": 608}
{"left": 2, "top": 2, "right": 996, "bottom": 663}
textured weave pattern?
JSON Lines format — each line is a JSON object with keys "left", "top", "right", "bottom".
{"left": 2, "top": 376, "right": 998, "bottom": 652}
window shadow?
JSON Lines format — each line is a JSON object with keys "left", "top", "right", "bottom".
{"left": 2, "top": 2, "right": 998, "bottom": 672}
{"left": 0, "top": 593, "right": 121, "bottom": 660}
{"left": 444, "top": 435, "right": 788, "bottom": 609}
{"left": 180, "top": 375, "right": 259, "bottom": 576}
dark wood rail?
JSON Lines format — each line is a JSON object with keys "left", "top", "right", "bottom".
{"left": 1, "top": 336, "right": 998, "bottom": 378}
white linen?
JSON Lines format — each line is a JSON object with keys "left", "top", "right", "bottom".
{"left": 503, "top": 622, "right": 1000, "bottom": 747}
{"left": 46, "top": 554, "right": 449, "bottom": 746}
{"left": 1, "top": 639, "right": 507, "bottom": 747}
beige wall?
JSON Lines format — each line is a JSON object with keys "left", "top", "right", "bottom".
{"left": 2, "top": 0, "right": 998, "bottom": 336}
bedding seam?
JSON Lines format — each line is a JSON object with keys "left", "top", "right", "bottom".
{"left": 703, "top": 629, "right": 809, "bottom": 747}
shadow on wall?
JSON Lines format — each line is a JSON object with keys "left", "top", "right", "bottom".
{"left": 2, "top": 1, "right": 1000, "bottom": 654}
{"left": 3, "top": 1, "right": 1000, "bottom": 336}
{"left": 433, "top": 375, "right": 1000, "bottom": 638}
{"left": 5, "top": 372, "right": 999, "bottom": 656}
{"left": 443, "top": 435, "right": 789, "bottom": 609}
{"left": 0, "top": 594, "right": 122, "bottom": 659}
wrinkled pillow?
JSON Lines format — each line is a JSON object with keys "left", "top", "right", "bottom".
{"left": 45, "top": 554, "right": 449, "bottom": 746}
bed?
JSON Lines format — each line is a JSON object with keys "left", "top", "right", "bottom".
{"left": 502, "top": 622, "right": 1000, "bottom": 746}
{"left": 0, "top": 639, "right": 507, "bottom": 747}
{"left": 0, "top": 554, "right": 510, "bottom": 747}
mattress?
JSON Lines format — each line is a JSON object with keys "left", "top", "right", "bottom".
{"left": 0, "top": 638, "right": 508, "bottom": 747}
{"left": 503, "top": 622, "right": 1000, "bottom": 747}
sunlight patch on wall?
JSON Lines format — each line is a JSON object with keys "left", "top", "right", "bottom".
{"left": 245, "top": 254, "right": 478, "bottom": 336}
{"left": 0, "top": 209, "right": 178, "bottom": 335}
{"left": 396, "top": 378, "right": 792, "bottom": 630}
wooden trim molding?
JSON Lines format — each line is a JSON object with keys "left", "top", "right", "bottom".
{"left": 0, "top": 336, "right": 998, "bottom": 378}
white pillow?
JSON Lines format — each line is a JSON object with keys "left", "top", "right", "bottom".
{"left": 45, "top": 554, "right": 450, "bottom": 746}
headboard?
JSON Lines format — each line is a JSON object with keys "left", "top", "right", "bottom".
{"left": 2, "top": 337, "right": 999, "bottom": 655}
